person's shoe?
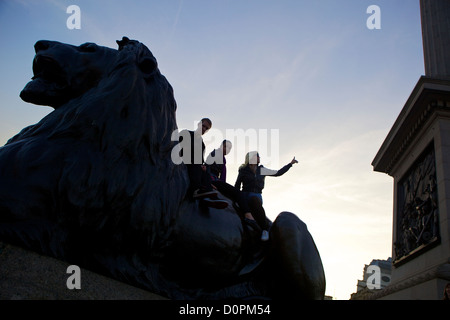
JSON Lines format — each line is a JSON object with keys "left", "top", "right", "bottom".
{"left": 202, "top": 198, "right": 228, "bottom": 209}
{"left": 261, "top": 230, "right": 269, "bottom": 241}
{"left": 193, "top": 188, "right": 218, "bottom": 199}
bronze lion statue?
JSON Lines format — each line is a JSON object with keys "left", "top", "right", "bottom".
{"left": 0, "top": 37, "right": 325, "bottom": 299}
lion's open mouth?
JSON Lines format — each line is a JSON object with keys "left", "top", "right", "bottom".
{"left": 32, "top": 55, "right": 68, "bottom": 88}
{"left": 20, "top": 55, "right": 70, "bottom": 107}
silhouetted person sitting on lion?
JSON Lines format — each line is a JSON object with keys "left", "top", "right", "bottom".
{"left": 205, "top": 139, "right": 232, "bottom": 182}
{"left": 236, "top": 151, "right": 298, "bottom": 241}
{"left": 178, "top": 118, "right": 228, "bottom": 209}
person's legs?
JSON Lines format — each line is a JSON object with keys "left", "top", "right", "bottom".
{"left": 248, "top": 195, "right": 269, "bottom": 231}
{"left": 213, "top": 188, "right": 268, "bottom": 240}
{"left": 211, "top": 181, "right": 239, "bottom": 200}
{"left": 200, "top": 167, "right": 213, "bottom": 192}
{"left": 186, "top": 165, "right": 228, "bottom": 208}
{"left": 187, "top": 164, "right": 216, "bottom": 198}
{"left": 187, "top": 164, "right": 202, "bottom": 192}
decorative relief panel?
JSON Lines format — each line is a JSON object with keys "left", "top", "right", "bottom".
{"left": 394, "top": 143, "right": 440, "bottom": 265}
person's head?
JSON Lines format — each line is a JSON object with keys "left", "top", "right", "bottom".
{"left": 238, "top": 151, "right": 260, "bottom": 171}
{"left": 221, "top": 140, "right": 232, "bottom": 155}
{"left": 245, "top": 151, "right": 260, "bottom": 166}
{"left": 196, "top": 118, "right": 212, "bottom": 135}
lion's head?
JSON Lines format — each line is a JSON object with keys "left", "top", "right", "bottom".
{"left": 21, "top": 40, "right": 114, "bottom": 108}
{"left": 20, "top": 37, "right": 158, "bottom": 109}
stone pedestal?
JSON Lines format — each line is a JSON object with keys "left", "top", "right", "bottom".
{"left": 0, "top": 241, "right": 166, "bottom": 300}
{"left": 372, "top": 77, "right": 450, "bottom": 299}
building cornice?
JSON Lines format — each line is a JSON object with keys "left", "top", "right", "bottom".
{"left": 372, "top": 76, "right": 450, "bottom": 175}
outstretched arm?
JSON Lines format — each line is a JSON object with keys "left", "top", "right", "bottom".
{"left": 260, "top": 157, "right": 298, "bottom": 177}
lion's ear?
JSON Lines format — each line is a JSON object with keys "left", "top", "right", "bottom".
{"left": 116, "top": 37, "right": 130, "bottom": 51}
{"left": 139, "top": 56, "right": 158, "bottom": 77}
{"left": 116, "top": 37, "right": 158, "bottom": 77}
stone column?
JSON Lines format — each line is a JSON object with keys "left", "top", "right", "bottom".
{"left": 420, "top": 0, "right": 450, "bottom": 79}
